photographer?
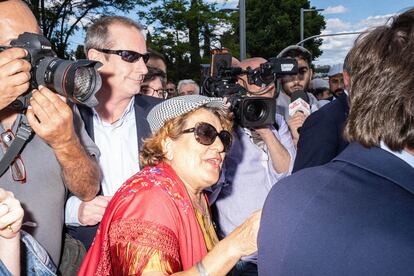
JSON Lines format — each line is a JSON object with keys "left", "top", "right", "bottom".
{"left": 211, "top": 57, "right": 295, "bottom": 275}
{"left": 0, "top": 0, "right": 100, "bottom": 268}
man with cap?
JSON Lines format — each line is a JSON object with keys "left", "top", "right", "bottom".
{"left": 328, "top": 63, "right": 345, "bottom": 97}
{"left": 310, "top": 78, "right": 332, "bottom": 106}
{"left": 276, "top": 45, "right": 320, "bottom": 147}
{"left": 292, "top": 59, "right": 350, "bottom": 172}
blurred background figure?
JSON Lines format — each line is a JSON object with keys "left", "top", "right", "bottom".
{"left": 177, "top": 79, "right": 200, "bottom": 96}
{"left": 310, "top": 78, "right": 332, "bottom": 107}
{"left": 141, "top": 67, "right": 168, "bottom": 99}
{"left": 165, "top": 81, "right": 177, "bottom": 98}
{"left": 328, "top": 63, "right": 344, "bottom": 98}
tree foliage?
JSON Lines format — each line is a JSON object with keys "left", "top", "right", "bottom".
{"left": 25, "top": 0, "right": 325, "bottom": 81}
{"left": 24, "top": 0, "right": 139, "bottom": 58}
{"left": 241, "top": 0, "right": 326, "bottom": 60}
{"left": 137, "top": 0, "right": 231, "bottom": 82}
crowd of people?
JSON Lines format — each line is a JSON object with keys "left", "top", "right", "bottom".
{"left": 0, "top": 0, "right": 413, "bottom": 275}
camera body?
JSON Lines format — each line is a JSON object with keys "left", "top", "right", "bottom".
{"left": 201, "top": 52, "right": 298, "bottom": 128}
{"left": 0, "top": 32, "right": 102, "bottom": 111}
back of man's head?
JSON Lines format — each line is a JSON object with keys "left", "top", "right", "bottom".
{"left": 344, "top": 8, "right": 414, "bottom": 151}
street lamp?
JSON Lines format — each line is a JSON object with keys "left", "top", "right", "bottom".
{"left": 220, "top": 0, "right": 246, "bottom": 61}
{"left": 239, "top": 0, "right": 246, "bottom": 60}
{"left": 300, "top": 8, "right": 324, "bottom": 46}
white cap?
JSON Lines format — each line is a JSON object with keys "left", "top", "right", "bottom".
{"left": 311, "top": 78, "right": 329, "bottom": 90}
{"left": 328, "top": 63, "right": 343, "bottom": 77}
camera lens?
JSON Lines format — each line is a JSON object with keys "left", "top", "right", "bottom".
{"left": 245, "top": 100, "right": 267, "bottom": 122}
{"left": 73, "top": 66, "right": 100, "bottom": 102}
{"left": 35, "top": 58, "right": 101, "bottom": 107}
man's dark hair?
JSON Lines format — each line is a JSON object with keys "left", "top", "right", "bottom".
{"left": 148, "top": 48, "right": 166, "bottom": 64}
{"left": 143, "top": 66, "right": 167, "bottom": 86}
{"left": 277, "top": 45, "right": 312, "bottom": 65}
{"left": 344, "top": 7, "right": 414, "bottom": 151}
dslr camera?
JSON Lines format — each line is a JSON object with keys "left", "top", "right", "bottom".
{"left": 0, "top": 32, "right": 102, "bottom": 111}
{"left": 201, "top": 51, "right": 297, "bottom": 128}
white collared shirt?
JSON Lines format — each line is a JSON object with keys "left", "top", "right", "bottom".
{"left": 65, "top": 98, "right": 139, "bottom": 225}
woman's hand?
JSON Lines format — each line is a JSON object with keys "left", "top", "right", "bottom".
{"left": 228, "top": 209, "right": 262, "bottom": 257}
{"left": 0, "top": 188, "right": 24, "bottom": 239}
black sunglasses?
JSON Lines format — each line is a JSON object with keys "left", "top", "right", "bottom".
{"left": 95, "top": 48, "right": 150, "bottom": 63}
{"left": 182, "top": 122, "right": 232, "bottom": 152}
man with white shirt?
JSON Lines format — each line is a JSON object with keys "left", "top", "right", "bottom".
{"left": 275, "top": 45, "right": 320, "bottom": 147}
{"left": 212, "top": 57, "right": 295, "bottom": 275}
{"left": 65, "top": 16, "right": 162, "bottom": 251}
{"left": 259, "top": 8, "right": 414, "bottom": 275}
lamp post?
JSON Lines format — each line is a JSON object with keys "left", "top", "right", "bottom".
{"left": 239, "top": 0, "right": 246, "bottom": 60}
{"left": 300, "top": 8, "right": 324, "bottom": 46}
{"left": 220, "top": 0, "right": 246, "bottom": 61}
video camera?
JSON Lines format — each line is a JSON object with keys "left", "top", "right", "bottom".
{"left": 201, "top": 50, "right": 298, "bottom": 128}
{"left": 0, "top": 32, "right": 102, "bottom": 111}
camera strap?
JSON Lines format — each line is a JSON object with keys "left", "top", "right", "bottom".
{"left": 0, "top": 115, "right": 33, "bottom": 177}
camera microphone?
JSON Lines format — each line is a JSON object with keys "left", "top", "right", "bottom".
{"left": 288, "top": 90, "right": 310, "bottom": 117}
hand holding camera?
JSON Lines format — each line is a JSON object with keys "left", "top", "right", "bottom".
{"left": 26, "top": 85, "right": 79, "bottom": 150}
{"left": 0, "top": 32, "right": 102, "bottom": 112}
{"left": 0, "top": 48, "right": 31, "bottom": 110}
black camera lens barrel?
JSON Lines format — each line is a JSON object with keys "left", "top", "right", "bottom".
{"left": 4, "top": 32, "right": 102, "bottom": 111}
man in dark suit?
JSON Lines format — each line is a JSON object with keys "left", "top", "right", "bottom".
{"left": 64, "top": 16, "right": 162, "bottom": 254}
{"left": 259, "top": 8, "right": 414, "bottom": 276}
{"left": 293, "top": 61, "right": 350, "bottom": 172}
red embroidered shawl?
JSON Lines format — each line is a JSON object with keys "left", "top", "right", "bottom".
{"left": 78, "top": 162, "right": 208, "bottom": 275}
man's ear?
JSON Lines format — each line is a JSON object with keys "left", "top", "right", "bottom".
{"left": 309, "top": 68, "right": 313, "bottom": 80}
{"left": 87, "top": 49, "right": 105, "bottom": 64}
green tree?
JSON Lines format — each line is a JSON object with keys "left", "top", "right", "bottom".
{"left": 137, "top": 0, "right": 230, "bottom": 82}
{"left": 240, "top": 0, "right": 325, "bottom": 60}
{"left": 24, "top": 0, "right": 138, "bottom": 58}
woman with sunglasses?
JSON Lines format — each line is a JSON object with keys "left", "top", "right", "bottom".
{"left": 79, "top": 95, "right": 261, "bottom": 275}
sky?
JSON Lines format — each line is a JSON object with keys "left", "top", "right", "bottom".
{"left": 68, "top": 0, "right": 413, "bottom": 67}
{"left": 307, "top": 0, "right": 413, "bottom": 66}
{"left": 213, "top": 0, "right": 413, "bottom": 66}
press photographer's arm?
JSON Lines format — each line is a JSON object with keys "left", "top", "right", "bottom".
{"left": 0, "top": 48, "right": 100, "bottom": 201}
{"left": 26, "top": 86, "right": 100, "bottom": 201}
